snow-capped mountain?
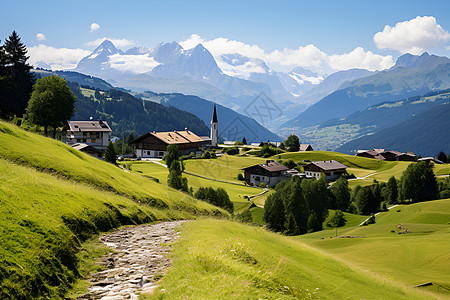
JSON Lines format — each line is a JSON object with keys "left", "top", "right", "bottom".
{"left": 73, "top": 39, "right": 376, "bottom": 131}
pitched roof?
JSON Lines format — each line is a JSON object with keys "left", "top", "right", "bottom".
{"left": 307, "top": 160, "right": 348, "bottom": 171}
{"left": 211, "top": 104, "right": 218, "bottom": 123}
{"left": 299, "top": 144, "right": 313, "bottom": 151}
{"left": 241, "top": 160, "right": 289, "bottom": 173}
{"left": 68, "top": 120, "right": 112, "bottom": 132}
{"left": 132, "top": 130, "right": 204, "bottom": 145}
{"left": 260, "top": 161, "right": 289, "bottom": 172}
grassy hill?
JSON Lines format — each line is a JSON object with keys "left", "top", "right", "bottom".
{"left": 143, "top": 219, "right": 434, "bottom": 299}
{"left": 299, "top": 200, "right": 450, "bottom": 297}
{"left": 0, "top": 120, "right": 227, "bottom": 298}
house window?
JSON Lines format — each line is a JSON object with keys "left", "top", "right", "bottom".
{"left": 159, "top": 152, "right": 164, "bottom": 156}
{"left": 91, "top": 139, "right": 95, "bottom": 143}
{"left": 255, "top": 176, "right": 260, "bottom": 181}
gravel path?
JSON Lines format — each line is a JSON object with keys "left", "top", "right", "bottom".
{"left": 78, "top": 220, "right": 185, "bottom": 300}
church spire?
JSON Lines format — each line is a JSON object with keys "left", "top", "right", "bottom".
{"left": 211, "top": 104, "right": 218, "bottom": 123}
{"left": 210, "top": 104, "right": 218, "bottom": 147}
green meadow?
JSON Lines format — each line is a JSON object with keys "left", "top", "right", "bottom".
{"left": 144, "top": 219, "right": 434, "bottom": 300}
{"left": 299, "top": 200, "right": 450, "bottom": 297}
{"left": 0, "top": 120, "right": 227, "bottom": 298}
{"left": 127, "top": 161, "right": 265, "bottom": 213}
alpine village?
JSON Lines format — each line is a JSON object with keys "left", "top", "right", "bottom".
{"left": 1, "top": 4, "right": 450, "bottom": 299}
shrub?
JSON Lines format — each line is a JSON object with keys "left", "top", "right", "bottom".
{"left": 259, "top": 182, "right": 267, "bottom": 188}
{"left": 237, "top": 173, "right": 244, "bottom": 181}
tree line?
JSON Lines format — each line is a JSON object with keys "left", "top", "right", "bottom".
{"left": 264, "top": 160, "right": 450, "bottom": 235}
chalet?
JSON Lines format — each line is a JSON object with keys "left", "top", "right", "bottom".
{"left": 241, "top": 160, "right": 292, "bottom": 187}
{"left": 397, "top": 152, "right": 417, "bottom": 161}
{"left": 380, "top": 150, "right": 402, "bottom": 161}
{"left": 131, "top": 105, "right": 218, "bottom": 158}
{"left": 356, "top": 150, "right": 385, "bottom": 160}
{"left": 299, "top": 144, "right": 314, "bottom": 151}
{"left": 131, "top": 130, "right": 210, "bottom": 158}
{"left": 303, "top": 160, "right": 348, "bottom": 181}
{"left": 66, "top": 120, "right": 112, "bottom": 152}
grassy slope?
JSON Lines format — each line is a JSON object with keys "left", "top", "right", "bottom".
{"left": 129, "top": 161, "right": 263, "bottom": 213}
{"left": 145, "top": 219, "right": 431, "bottom": 300}
{"left": 299, "top": 200, "right": 450, "bottom": 297}
{"left": 0, "top": 120, "right": 226, "bottom": 298}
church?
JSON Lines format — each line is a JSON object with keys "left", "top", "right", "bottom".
{"left": 131, "top": 105, "right": 218, "bottom": 158}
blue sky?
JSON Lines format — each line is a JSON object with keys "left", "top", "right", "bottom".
{"left": 2, "top": 0, "right": 450, "bottom": 73}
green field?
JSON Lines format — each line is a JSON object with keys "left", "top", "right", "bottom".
{"left": 0, "top": 120, "right": 226, "bottom": 298}
{"left": 299, "top": 200, "right": 450, "bottom": 297}
{"left": 128, "top": 161, "right": 265, "bottom": 213}
{"left": 183, "top": 154, "right": 266, "bottom": 183}
{"left": 145, "top": 219, "right": 433, "bottom": 299}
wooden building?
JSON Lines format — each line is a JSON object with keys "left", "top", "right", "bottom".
{"left": 131, "top": 130, "right": 211, "bottom": 158}
{"left": 303, "top": 160, "right": 348, "bottom": 181}
{"left": 241, "top": 160, "right": 290, "bottom": 187}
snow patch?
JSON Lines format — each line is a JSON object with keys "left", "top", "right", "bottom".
{"left": 109, "top": 54, "right": 160, "bottom": 73}
{"left": 289, "top": 72, "right": 324, "bottom": 85}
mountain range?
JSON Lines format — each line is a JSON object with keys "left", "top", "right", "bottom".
{"left": 71, "top": 40, "right": 372, "bottom": 123}
{"left": 37, "top": 41, "right": 450, "bottom": 152}
{"left": 284, "top": 52, "right": 450, "bottom": 130}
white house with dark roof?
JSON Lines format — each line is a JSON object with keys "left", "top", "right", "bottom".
{"left": 66, "top": 120, "right": 112, "bottom": 152}
{"left": 303, "top": 160, "right": 348, "bottom": 181}
{"left": 241, "top": 160, "right": 295, "bottom": 187}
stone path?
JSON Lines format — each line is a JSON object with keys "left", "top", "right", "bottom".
{"left": 78, "top": 220, "right": 185, "bottom": 300}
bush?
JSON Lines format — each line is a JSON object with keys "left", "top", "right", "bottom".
{"left": 234, "top": 141, "right": 244, "bottom": 145}
{"left": 237, "top": 173, "right": 244, "bottom": 181}
{"left": 223, "top": 147, "right": 239, "bottom": 155}
{"left": 194, "top": 187, "right": 233, "bottom": 213}
{"left": 259, "top": 182, "right": 267, "bottom": 188}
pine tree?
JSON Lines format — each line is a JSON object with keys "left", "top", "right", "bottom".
{"left": 104, "top": 141, "right": 116, "bottom": 164}
{"left": 385, "top": 176, "right": 398, "bottom": 204}
{"left": 263, "top": 193, "right": 285, "bottom": 232}
{"left": 437, "top": 152, "right": 448, "bottom": 163}
{"left": 330, "top": 176, "right": 350, "bottom": 211}
{"left": 242, "top": 137, "right": 247, "bottom": 145}
{"left": 0, "top": 31, "right": 34, "bottom": 118}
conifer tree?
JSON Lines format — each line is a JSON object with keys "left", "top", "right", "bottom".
{"left": 0, "top": 31, "right": 34, "bottom": 118}
{"left": 104, "top": 141, "right": 117, "bottom": 164}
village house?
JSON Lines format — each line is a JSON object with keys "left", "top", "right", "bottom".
{"left": 418, "top": 157, "right": 443, "bottom": 164}
{"left": 131, "top": 105, "right": 218, "bottom": 158}
{"left": 241, "top": 160, "right": 294, "bottom": 187}
{"left": 356, "top": 150, "right": 385, "bottom": 160}
{"left": 356, "top": 149, "right": 417, "bottom": 161}
{"left": 303, "top": 160, "right": 348, "bottom": 181}
{"left": 299, "top": 144, "right": 314, "bottom": 151}
{"left": 66, "top": 120, "right": 112, "bottom": 152}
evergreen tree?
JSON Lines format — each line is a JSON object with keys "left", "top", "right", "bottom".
{"left": 167, "top": 159, "right": 188, "bottom": 192}
{"left": 242, "top": 137, "right": 247, "bottom": 145}
{"left": 165, "top": 144, "right": 180, "bottom": 169}
{"left": 263, "top": 193, "right": 285, "bottom": 232}
{"left": 330, "top": 176, "right": 350, "bottom": 211}
{"left": 104, "top": 141, "right": 116, "bottom": 164}
{"left": 26, "top": 75, "right": 75, "bottom": 137}
{"left": 354, "top": 186, "right": 377, "bottom": 215}
{"left": 288, "top": 177, "right": 308, "bottom": 234}
{"left": 437, "top": 152, "right": 448, "bottom": 163}
{"left": 385, "top": 176, "right": 398, "bottom": 204}
{"left": 0, "top": 31, "right": 34, "bottom": 118}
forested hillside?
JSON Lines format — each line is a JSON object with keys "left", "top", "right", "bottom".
{"left": 68, "top": 83, "right": 209, "bottom": 137}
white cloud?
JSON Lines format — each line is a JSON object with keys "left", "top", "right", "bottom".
{"left": 180, "top": 34, "right": 393, "bottom": 74}
{"left": 374, "top": 16, "right": 450, "bottom": 54}
{"left": 90, "top": 23, "right": 101, "bottom": 33}
{"left": 109, "top": 54, "right": 160, "bottom": 73}
{"left": 328, "top": 47, "right": 394, "bottom": 71}
{"left": 85, "top": 37, "right": 134, "bottom": 48}
{"left": 28, "top": 44, "right": 91, "bottom": 70}
{"left": 36, "top": 33, "right": 46, "bottom": 41}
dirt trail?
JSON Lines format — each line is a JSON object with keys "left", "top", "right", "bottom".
{"left": 78, "top": 220, "right": 185, "bottom": 300}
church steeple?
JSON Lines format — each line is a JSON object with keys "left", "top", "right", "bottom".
{"left": 210, "top": 104, "right": 218, "bottom": 147}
